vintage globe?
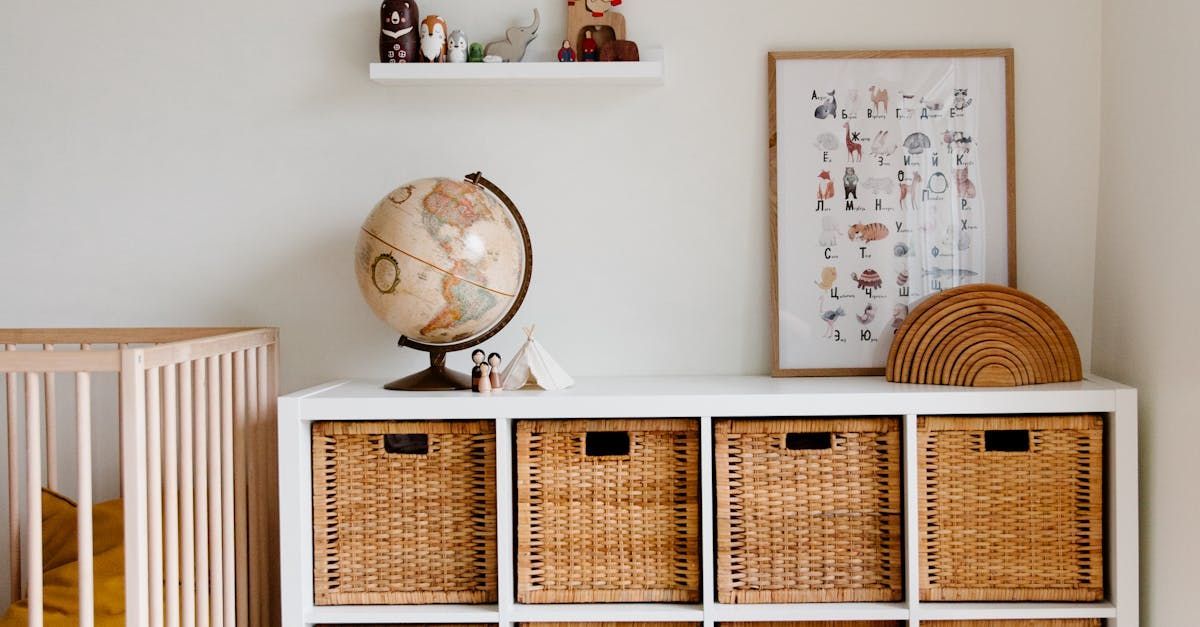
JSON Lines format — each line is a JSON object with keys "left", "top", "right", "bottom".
{"left": 355, "top": 173, "right": 531, "bottom": 389}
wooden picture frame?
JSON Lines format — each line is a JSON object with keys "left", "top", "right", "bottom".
{"left": 770, "top": 49, "right": 1016, "bottom": 377}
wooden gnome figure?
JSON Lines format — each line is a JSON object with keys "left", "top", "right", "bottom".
{"left": 471, "top": 349, "right": 486, "bottom": 392}
{"left": 420, "top": 15, "right": 448, "bottom": 62}
{"left": 558, "top": 40, "right": 576, "bottom": 62}
{"left": 580, "top": 30, "right": 599, "bottom": 61}
{"left": 379, "top": 0, "right": 420, "bottom": 63}
{"left": 488, "top": 353, "right": 503, "bottom": 390}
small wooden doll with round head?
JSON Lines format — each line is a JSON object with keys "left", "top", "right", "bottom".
{"left": 478, "top": 362, "right": 493, "bottom": 393}
{"left": 488, "top": 353, "right": 502, "bottom": 390}
{"left": 471, "top": 349, "right": 486, "bottom": 392}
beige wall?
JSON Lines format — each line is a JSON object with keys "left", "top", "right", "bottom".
{"left": 0, "top": 0, "right": 1104, "bottom": 611}
{"left": 0, "top": 0, "right": 1102, "bottom": 391}
{"left": 1095, "top": 0, "right": 1200, "bottom": 622}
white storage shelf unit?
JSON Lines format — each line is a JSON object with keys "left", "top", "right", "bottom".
{"left": 278, "top": 375, "right": 1138, "bottom": 626}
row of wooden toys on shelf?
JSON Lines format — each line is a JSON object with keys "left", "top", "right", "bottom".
{"left": 379, "top": 0, "right": 639, "bottom": 64}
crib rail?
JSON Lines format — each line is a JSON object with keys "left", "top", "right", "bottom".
{"left": 1, "top": 328, "right": 279, "bottom": 627}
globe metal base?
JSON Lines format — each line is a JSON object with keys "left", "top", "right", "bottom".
{"left": 384, "top": 352, "right": 471, "bottom": 391}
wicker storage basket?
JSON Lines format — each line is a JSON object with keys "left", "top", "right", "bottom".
{"left": 921, "top": 614, "right": 1099, "bottom": 619}
{"left": 720, "top": 623, "right": 902, "bottom": 627}
{"left": 919, "top": 415, "right": 1104, "bottom": 602}
{"left": 715, "top": 418, "right": 904, "bottom": 603}
{"left": 312, "top": 421, "right": 497, "bottom": 605}
{"left": 518, "top": 619, "right": 700, "bottom": 624}
{"left": 924, "top": 622, "right": 1101, "bottom": 627}
{"left": 516, "top": 418, "right": 701, "bottom": 603}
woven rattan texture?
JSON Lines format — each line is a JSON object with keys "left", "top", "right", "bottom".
{"left": 312, "top": 421, "right": 497, "bottom": 605}
{"left": 516, "top": 418, "right": 701, "bottom": 603}
{"left": 919, "top": 415, "right": 1104, "bottom": 601}
{"left": 720, "top": 623, "right": 903, "bottom": 627}
{"left": 518, "top": 619, "right": 700, "bottom": 624}
{"left": 715, "top": 418, "right": 904, "bottom": 603}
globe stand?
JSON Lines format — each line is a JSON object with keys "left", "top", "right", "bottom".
{"left": 384, "top": 349, "right": 472, "bottom": 391}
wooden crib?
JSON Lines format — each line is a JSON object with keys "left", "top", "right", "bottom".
{"left": 0, "top": 328, "right": 279, "bottom": 626}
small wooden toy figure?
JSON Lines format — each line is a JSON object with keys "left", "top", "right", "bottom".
{"left": 580, "top": 30, "right": 599, "bottom": 62}
{"left": 447, "top": 30, "right": 469, "bottom": 63}
{"left": 488, "top": 353, "right": 503, "bottom": 389}
{"left": 558, "top": 40, "right": 576, "bottom": 62}
{"left": 484, "top": 9, "right": 540, "bottom": 63}
{"left": 379, "top": 0, "right": 420, "bottom": 63}
{"left": 470, "top": 349, "right": 486, "bottom": 392}
{"left": 478, "top": 363, "right": 493, "bottom": 393}
{"left": 468, "top": 42, "right": 485, "bottom": 62}
{"left": 419, "top": 15, "right": 448, "bottom": 62}
{"left": 567, "top": 0, "right": 627, "bottom": 54}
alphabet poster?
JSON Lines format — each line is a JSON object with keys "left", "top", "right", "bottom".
{"left": 771, "top": 50, "right": 1015, "bottom": 376}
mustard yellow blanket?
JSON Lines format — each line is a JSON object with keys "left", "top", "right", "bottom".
{"left": 0, "top": 490, "right": 125, "bottom": 626}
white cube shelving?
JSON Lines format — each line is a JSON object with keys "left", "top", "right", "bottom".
{"left": 278, "top": 375, "right": 1138, "bottom": 626}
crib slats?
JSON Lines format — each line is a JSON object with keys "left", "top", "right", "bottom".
{"left": 4, "top": 345, "right": 19, "bottom": 604}
{"left": 180, "top": 362, "right": 197, "bottom": 627}
{"left": 206, "top": 356, "right": 224, "bottom": 627}
{"left": 232, "top": 350, "right": 248, "bottom": 627}
{"left": 147, "top": 367, "right": 165, "bottom": 627}
{"left": 26, "top": 373, "right": 44, "bottom": 627}
{"left": 42, "top": 345, "right": 58, "bottom": 491}
{"left": 164, "top": 363, "right": 182, "bottom": 627}
{"left": 245, "top": 349, "right": 264, "bottom": 627}
{"left": 1, "top": 331, "right": 278, "bottom": 627}
{"left": 119, "top": 343, "right": 128, "bottom": 498}
{"left": 194, "top": 359, "right": 211, "bottom": 627}
{"left": 260, "top": 344, "right": 279, "bottom": 626}
{"left": 219, "top": 353, "right": 236, "bottom": 627}
{"left": 77, "top": 346, "right": 95, "bottom": 627}
{"left": 120, "top": 348, "right": 150, "bottom": 627}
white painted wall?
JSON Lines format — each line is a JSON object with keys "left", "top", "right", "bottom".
{"left": 0, "top": 0, "right": 1104, "bottom": 612}
{"left": 1094, "top": 1, "right": 1200, "bottom": 623}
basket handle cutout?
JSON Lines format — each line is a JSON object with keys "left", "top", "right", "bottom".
{"left": 383, "top": 433, "right": 430, "bottom": 455}
{"left": 585, "top": 431, "right": 630, "bottom": 457}
{"left": 984, "top": 429, "right": 1030, "bottom": 452}
{"left": 786, "top": 432, "right": 832, "bottom": 451}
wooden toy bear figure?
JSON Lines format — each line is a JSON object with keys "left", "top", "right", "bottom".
{"left": 420, "top": 15, "right": 448, "bottom": 62}
{"left": 379, "top": 0, "right": 419, "bottom": 63}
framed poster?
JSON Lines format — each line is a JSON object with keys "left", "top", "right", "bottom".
{"left": 770, "top": 49, "right": 1015, "bottom": 376}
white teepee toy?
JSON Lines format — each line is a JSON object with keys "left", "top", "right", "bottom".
{"left": 500, "top": 326, "right": 574, "bottom": 391}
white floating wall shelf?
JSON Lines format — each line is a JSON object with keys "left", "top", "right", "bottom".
{"left": 369, "top": 47, "right": 665, "bottom": 86}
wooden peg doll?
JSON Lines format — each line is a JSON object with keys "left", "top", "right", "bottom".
{"left": 580, "top": 30, "right": 599, "bottom": 62}
{"left": 558, "top": 40, "right": 576, "bottom": 62}
{"left": 488, "top": 353, "right": 503, "bottom": 390}
{"left": 478, "top": 363, "right": 493, "bottom": 393}
{"left": 471, "top": 349, "right": 486, "bottom": 392}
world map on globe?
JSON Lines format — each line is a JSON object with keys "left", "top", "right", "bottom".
{"left": 355, "top": 177, "right": 528, "bottom": 346}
